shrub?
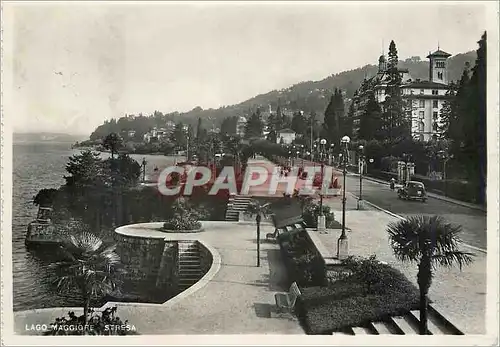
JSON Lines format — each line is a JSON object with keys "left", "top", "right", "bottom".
{"left": 161, "top": 198, "right": 203, "bottom": 231}
{"left": 297, "top": 255, "right": 419, "bottom": 334}
{"left": 162, "top": 216, "right": 202, "bottom": 231}
{"left": 43, "top": 306, "right": 138, "bottom": 335}
{"left": 302, "top": 202, "right": 340, "bottom": 229}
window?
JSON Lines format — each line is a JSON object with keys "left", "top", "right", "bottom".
{"left": 433, "top": 100, "right": 438, "bottom": 108}
{"left": 437, "top": 72, "right": 443, "bottom": 80}
{"left": 433, "top": 111, "right": 438, "bottom": 119}
{"left": 419, "top": 100, "right": 425, "bottom": 108}
{"left": 433, "top": 122, "right": 439, "bottom": 132}
{"left": 432, "top": 90, "right": 438, "bottom": 95}
{"left": 419, "top": 111, "right": 425, "bottom": 119}
{"left": 435, "top": 61, "right": 445, "bottom": 68}
{"left": 419, "top": 121, "right": 424, "bottom": 132}
{"left": 420, "top": 89, "right": 424, "bottom": 95}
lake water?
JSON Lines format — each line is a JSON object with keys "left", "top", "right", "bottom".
{"left": 11, "top": 141, "right": 180, "bottom": 311}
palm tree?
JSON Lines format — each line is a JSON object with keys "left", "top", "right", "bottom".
{"left": 387, "top": 215, "right": 474, "bottom": 335}
{"left": 52, "top": 232, "right": 124, "bottom": 326}
{"left": 245, "top": 200, "right": 271, "bottom": 267}
{"left": 102, "top": 133, "right": 123, "bottom": 159}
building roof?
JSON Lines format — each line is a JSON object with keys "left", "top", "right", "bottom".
{"left": 426, "top": 49, "right": 451, "bottom": 58}
{"left": 403, "top": 80, "right": 448, "bottom": 89}
{"left": 278, "top": 128, "right": 295, "bottom": 134}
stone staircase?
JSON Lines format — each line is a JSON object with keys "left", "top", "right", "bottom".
{"left": 177, "top": 241, "right": 204, "bottom": 291}
{"left": 331, "top": 306, "right": 463, "bottom": 335}
{"left": 225, "top": 194, "right": 253, "bottom": 221}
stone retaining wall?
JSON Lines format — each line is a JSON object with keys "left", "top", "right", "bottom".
{"left": 114, "top": 233, "right": 179, "bottom": 295}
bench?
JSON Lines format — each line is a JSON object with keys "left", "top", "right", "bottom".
{"left": 274, "top": 282, "right": 301, "bottom": 313}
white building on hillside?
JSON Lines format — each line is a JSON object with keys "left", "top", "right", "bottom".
{"left": 352, "top": 48, "right": 453, "bottom": 141}
{"left": 277, "top": 128, "right": 296, "bottom": 145}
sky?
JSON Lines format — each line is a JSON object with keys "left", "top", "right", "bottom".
{"left": 3, "top": 1, "right": 490, "bottom": 136}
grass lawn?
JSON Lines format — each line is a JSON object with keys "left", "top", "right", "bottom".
{"left": 296, "top": 256, "right": 420, "bottom": 334}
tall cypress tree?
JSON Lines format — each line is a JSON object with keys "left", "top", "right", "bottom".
{"left": 244, "top": 112, "right": 264, "bottom": 139}
{"left": 358, "top": 91, "right": 383, "bottom": 141}
{"left": 334, "top": 89, "right": 345, "bottom": 139}
{"left": 343, "top": 101, "right": 355, "bottom": 139}
{"left": 383, "top": 40, "right": 409, "bottom": 143}
{"left": 291, "top": 110, "right": 307, "bottom": 135}
{"left": 322, "top": 89, "right": 341, "bottom": 144}
{"left": 438, "top": 82, "right": 457, "bottom": 138}
{"left": 463, "top": 32, "right": 487, "bottom": 203}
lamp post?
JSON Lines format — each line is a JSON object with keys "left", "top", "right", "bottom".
{"left": 141, "top": 157, "right": 147, "bottom": 182}
{"left": 317, "top": 138, "right": 327, "bottom": 231}
{"left": 329, "top": 143, "right": 335, "bottom": 165}
{"left": 438, "top": 151, "right": 452, "bottom": 196}
{"left": 338, "top": 135, "right": 350, "bottom": 260}
{"left": 357, "top": 145, "right": 365, "bottom": 210}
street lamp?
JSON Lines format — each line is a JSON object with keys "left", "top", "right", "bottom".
{"left": 357, "top": 145, "right": 365, "bottom": 210}
{"left": 141, "top": 157, "right": 147, "bottom": 182}
{"left": 338, "top": 135, "right": 350, "bottom": 260}
{"left": 329, "top": 144, "right": 335, "bottom": 165}
{"left": 438, "top": 151, "right": 453, "bottom": 196}
{"left": 317, "top": 138, "right": 327, "bottom": 231}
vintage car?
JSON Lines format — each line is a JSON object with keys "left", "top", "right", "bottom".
{"left": 397, "top": 181, "right": 427, "bottom": 202}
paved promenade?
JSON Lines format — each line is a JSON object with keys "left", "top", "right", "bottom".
{"left": 315, "top": 208, "right": 486, "bottom": 334}
{"left": 14, "top": 221, "right": 304, "bottom": 335}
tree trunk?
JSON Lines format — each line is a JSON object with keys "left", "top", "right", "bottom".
{"left": 256, "top": 214, "right": 261, "bottom": 267}
{"left": 83, "top": 295, "right": 90, "bottom": 326}
{"left": 417, "top": 257, "right": 432, "bottom": 335}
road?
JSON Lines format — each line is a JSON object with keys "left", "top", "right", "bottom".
{"left": 257, "top": 157, "right": 487, "bottom": 250}
{"left": 343, "top": 172, "right": 487, "bottom": 250}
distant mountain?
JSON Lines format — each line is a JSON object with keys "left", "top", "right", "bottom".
{"left": 169, "top": 50, "right": 476, "bottom": 123}
{"left": 13, "top": 132, "right": 87, "bottom": 143}
{"left": 88, "top": 50, "right": 477, "bottom": 139}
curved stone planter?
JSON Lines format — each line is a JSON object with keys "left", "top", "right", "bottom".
{"left": 14, "top": 221, "right": 223, "bottom": 335}
{"left": 159, "top": 227, "right": 204, "bottom": 233}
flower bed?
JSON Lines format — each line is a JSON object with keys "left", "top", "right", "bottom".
{"left": 160, "top": 218, "right": 203, "bottom": 233}
{"left": 295, "top": 256, "right": 420, "bottom": 334}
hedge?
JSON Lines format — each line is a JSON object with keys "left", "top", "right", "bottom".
{"left": 296, "top": 256, "right": 420, "bottom": 334}
{"left": 277, "top": 230, "right": 326, "bottom": 287}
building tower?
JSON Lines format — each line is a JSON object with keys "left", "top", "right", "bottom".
{"left": 378, "top": 54, "right": 387, "bottom": 73}
{"left": 427, "top": 48, "right": 451, "bottom": 84}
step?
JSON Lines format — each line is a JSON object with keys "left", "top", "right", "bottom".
{"left": 179, "top": 262, "right": 201, "bottom": 267}
{"left": 409, "top": 310, "right": 445, "bottom": 335}
{"left": 178, "top": 280, "right": 198, "bottom": 284}
{"left": 179, "top": 257, "right": 200, "bottom": 261}
{"left": 331, "top": 332, "right": 352, "bottom": 336}
{"left": 179, "top": 267, "right": 203, "bottom": 274}
{"left": 351, "top": 326, "right": 373, "bottom": 335}
{"left": 390, "top": 316, "right": 418, "bottom": 334}
{"left": 369, "top": 321, "right": 397, "bottom": 335}
{"left": 178, "top": 246, "right": 198, "bottom": 251}
{"left": 428, "top": 305, "right": 464, "bottom": 335}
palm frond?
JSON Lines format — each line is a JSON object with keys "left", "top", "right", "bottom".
{"left": 431, "top": 250, "right": 475, "bottom": 270}
{"left": 53, "top": 232, "right": 123, "bottom": 300}
{"left": 386, "top": 217, "right": 422, "bottom": 262}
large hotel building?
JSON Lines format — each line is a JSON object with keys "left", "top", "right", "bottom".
{"left": 352, "top": 48, "right": 453, "bottom": 141}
